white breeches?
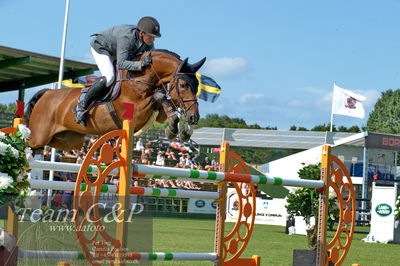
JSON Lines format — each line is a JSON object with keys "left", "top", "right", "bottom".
{"left": 91, "top": 47, "right": 115, "bottom": 87}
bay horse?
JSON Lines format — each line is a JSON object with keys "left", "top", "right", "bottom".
{"left": 25, "top": 50, "right": 206, "bottom": 151}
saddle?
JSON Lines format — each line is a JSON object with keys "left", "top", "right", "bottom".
{"left": 70, "top": 69, "right": 123, "bottom": 128}
{"left": 75, "top": 72, "right": 122, "bottom": 105}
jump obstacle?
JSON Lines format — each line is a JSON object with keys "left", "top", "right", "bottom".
{"left": 1, "top": 117, "right": 356, "bottom": 266}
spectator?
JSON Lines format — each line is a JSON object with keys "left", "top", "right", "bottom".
{"left": 156, "top": 151, "right": 166, "bottom": 166}
{"left": 43, "top": 146, "right": 52, "bottom": 160}
{"left": 185, "top": 154, "right": 193, "bottom": 168}
{"left": 52, "top": 191, "right": 63, "bottom": 208}
{"left": 76, "top": 151, "right": 84, "bottom": 164}
{"left": 144, "top": 141, "right": 154, "bottom": 157}
{"left": 61, "top": 177, "right": 73, "bottom": 210}
{"left": 192, "top": 154, "right": 200, "bottom": 169}
{"left": 157, "top": 179, "right": 176, "bottom": 188}
{"left": 201, "top": 157, "right": 212, "bottom": 171}
{"left": 62, "top": 150, "right": 77, "bottom": 161}
{"left": 88, "top": 136, "right": 98, "bottom": 149}
{"left": 211, "top": 158, "right": 219, "bottom": 171}
{"left": 165, "top": 148, "right": 177, "bottom": 160}
{"left": 170, "top": 141, "right": 192, "bottom": 153}
{"left": 184, "top": 181, "right": 201, "bottom": 190}
{"left": 141, "top": 152, "right": 150, "bottom": 165}
{"left": 111, "top": 176, "right": 119, "bottom": 186}
{"left": 178, "top": 154, "right": 186, "bottom": 167}
{"left": 135, "top": 138, "right": 145, "bottom": 152}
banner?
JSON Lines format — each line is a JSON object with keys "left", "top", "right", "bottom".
{"left": 365, "top": 183, "right": 398, "bottom": 243}
{"left": 188, "top": 198, "right": 217, "bottom": 214}
{"left": 225, "top": 188, "right": 287, "bottom": 226}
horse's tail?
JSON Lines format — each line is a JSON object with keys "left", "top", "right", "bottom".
{"left": 25, "top": 88, "right": 50, "bottom": 127}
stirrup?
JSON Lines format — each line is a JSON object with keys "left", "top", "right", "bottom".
{"left": 73, "top": 102, "right": 89, "bottom": 127}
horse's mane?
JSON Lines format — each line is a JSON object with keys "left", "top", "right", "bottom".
{"left": 151, "top": 49, "right": 181, "bottom": 60}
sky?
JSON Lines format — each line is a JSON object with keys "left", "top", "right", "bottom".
{"left": 1, "top": 0, "right": 400, "bottom": 130}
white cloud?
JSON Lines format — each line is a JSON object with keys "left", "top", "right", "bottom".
{"left": 238, "top": 93, "right": 265, "bottom": 105}
{"left": 362, "top": 89, "right": 380, "bottom": 109}
{"left": 202, "top": 57, "right": 249, "bottom": 78}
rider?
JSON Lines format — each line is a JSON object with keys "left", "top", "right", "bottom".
{"left": 74, "top": 16, "right": 161, "bottom": 127}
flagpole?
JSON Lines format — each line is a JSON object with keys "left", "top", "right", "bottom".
{"left": 329, "top": 82, "right": 335, "bottom": 132}
{"left": 47, "top": 0, "right": 70, "bottom": 207}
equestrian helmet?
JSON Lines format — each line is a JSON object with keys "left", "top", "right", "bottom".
{"left": 137, "top": 16, "right": 161, "bottom": 37}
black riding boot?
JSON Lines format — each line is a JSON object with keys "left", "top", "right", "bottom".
{"left": 73, "top": 76, "right": 108, "bottom": 127}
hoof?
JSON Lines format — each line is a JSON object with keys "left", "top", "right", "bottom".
{"left": 179, "top": 130, "right": 191, "bottom": 142}
{"left": 165, "top": 127, "right": 177, "bottom": 140}
{"left": 179, "top": 123, "right": 193, "bottom": 142}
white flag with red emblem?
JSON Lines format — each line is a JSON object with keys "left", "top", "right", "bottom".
{"left": 331, "top": 83, "right": 367, "bottom": 119}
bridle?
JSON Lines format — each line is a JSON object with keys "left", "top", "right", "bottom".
{"left": 169, "top": 70, "right": 199, "bottom": 116}
{"left": 123, "top": 54, "right": 198, "bottom": 117}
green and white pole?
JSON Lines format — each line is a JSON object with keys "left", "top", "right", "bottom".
{"left": 19, "top": 250, "right": 218, "bottom": 262}
{"left": 28, "top": 179, "right": 220, "bottom": 200}
{"left": 134, "top": 164, "right": 324, "bottom": 188}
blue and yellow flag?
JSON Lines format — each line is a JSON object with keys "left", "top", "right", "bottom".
{"left": 196, "top": 73, "right": 221, "bottom": 103}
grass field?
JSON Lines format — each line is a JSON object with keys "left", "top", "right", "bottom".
{"left": 4, "top": 216, "right": 400, "bottom": 265}
{"left": 152, "top": 217, "right": 400, "bottom": 266}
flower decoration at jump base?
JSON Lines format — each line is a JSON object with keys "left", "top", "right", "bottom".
{"left": 0, "top": 124, "right": 31, "bottom": 210}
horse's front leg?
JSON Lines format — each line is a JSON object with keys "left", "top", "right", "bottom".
{"left": 178, "top": 122, "right": 193, "bottom": 142}
{"left": 164, "top": 110, "right": 179, "bottom": 140}
{"left": 154, "top": 92, "right": 179, "bottom": 140}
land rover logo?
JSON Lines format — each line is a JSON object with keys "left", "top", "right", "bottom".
{"left": 375, "top": 203, "right": 392, "bottom": 216}
{"left": 195, "top": 200, "right": 205, "bottom": 208}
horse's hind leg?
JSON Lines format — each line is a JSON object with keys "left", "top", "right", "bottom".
{"left": 28, "top": 124, "right": 55, "bottom": 149}
{"left": 48, "top": 131, "right": 86, "bottom": 151}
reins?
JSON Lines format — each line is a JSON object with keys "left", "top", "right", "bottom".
{"left": 121, "top": 54, "right": 198, "bottom": 117}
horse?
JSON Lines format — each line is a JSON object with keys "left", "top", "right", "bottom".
{"left": 25, "top": 50, "right": 206, "bottom": 151}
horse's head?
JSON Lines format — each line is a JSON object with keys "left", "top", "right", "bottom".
{"left": 143, "top": 50, "right": 206, "bottom": 125}
{"left": 132, "top": 50, "right": 206, "bottom": 141}
{"left": 169, "top": 57, "right": 206, "bottom": 125}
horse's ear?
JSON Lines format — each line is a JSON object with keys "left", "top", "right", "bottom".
{"left": 191, "top": 57, "right": 206, "bottom": 72}
{"left": 178, "top": 58, "right": 189, "bottom": 73}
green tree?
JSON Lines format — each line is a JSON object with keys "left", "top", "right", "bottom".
{"left": 264, "top": 125, "right": 277, "bottom": 130}
{"left": 0, "top": 103, "right": 17, "bottom": 113}
{"left": 286, "top": 163, "right": 339, "bottom": 250}
{"left": 0, "top": 103, "right": 17, "bottom": 128}
{"left": 298, "top": 126, "right": 309, "bottom": 131}
{"left": 195, "top": 113, "right": 276, "bottom": 130}
{"left": 366, "top": 89, "right": 400, "bottom": 134}
{"left": 151, "top": 121, "right": 168, "bottom": 130}
{"left": 347, "top": 125, "right": 361, "bottom": 133}
{"left": 289, "top": 124, "right": 360, "bottom": 133}
{"left": 310, "top": 124, "right": 333, "bottom": 132}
